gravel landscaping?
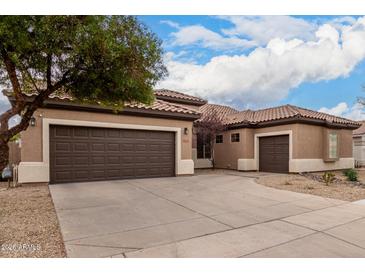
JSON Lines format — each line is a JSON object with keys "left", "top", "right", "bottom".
{"left": 256, "top": 170, "right": 365, "bottom": 202}
{"left": 0, "top": 182, "right": 66, "bottom": 258}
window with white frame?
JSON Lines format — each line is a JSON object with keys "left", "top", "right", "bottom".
{"left": 328, "top": 132, "right": 338, "bottom": 159}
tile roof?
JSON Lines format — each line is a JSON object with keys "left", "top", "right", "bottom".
{"left": 3, "top": 89, "right": 200, "bottom": 116}
{"left": 124, "top": 99, "right": 200, "bottom": 115}
{"left": 199, "top": 104, "right": 361, "bottom": 128}
{"left": 196, "top": 104, "right": 239, "bottom": 123}
{"left": 226, "top": 104, "right": 360, "bottom": 127}
{"left": 154, "top": 89, "right": 207, "bottom": 104}
{"left": 353, "top": 121, "right": 365, "bottom": 135}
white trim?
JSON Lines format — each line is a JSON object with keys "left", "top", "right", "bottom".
{"left": 237, "top": 159, "right": 256, "bottom": 171}
{"left": 178, "top": 159, "right": 195, "bottom": 174}
{"left": 192, "top": 148, "right": 213, "bottom": 169}
{"left": 18, "top": 162, "right": 49, "bottom": 183}
{"left": 18, "top": 118, "right": 193, "bottom": 183}
{"left": 254, "top": 130, "right": 293, "bottom": 172}
{"left": 290, "top": 158, "right": 354, "bottom": 172}
{"left": 195, "top": 159, "right": 213, "bottom": 169}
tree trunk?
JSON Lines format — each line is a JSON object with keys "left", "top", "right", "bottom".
{"left": 0, "top": 140, "right": 9, "bottom": 172}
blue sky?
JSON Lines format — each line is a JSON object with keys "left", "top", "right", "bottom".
{"left": 139, "top": 15, "right": 365, "bottom": 120}
{"left": 0, "top": 15, "right": 364, "bottom": 121}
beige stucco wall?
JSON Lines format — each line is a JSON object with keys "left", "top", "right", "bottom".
{"left": 21, "top": 108, "right": 193, "bottom": 163}
{"left": 214, "top": 128, "right": 249, "bottom": 169}
{"left": 339, "top": 129, "right": 354, "bottom": 158}
{"left": 213, "top": 123, "right": 354, "bottom": 170}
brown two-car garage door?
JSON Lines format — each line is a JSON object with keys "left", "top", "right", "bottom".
{"left": 259, "top": 135, "right": 289, "bottom": 173}
{"left": 50, "top": 125, "right": 175, "bottom": 183}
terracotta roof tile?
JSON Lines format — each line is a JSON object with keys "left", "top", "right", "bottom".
{"left": 4, "top": 89, "right": 200, "bottom": 116}
{"left": 199, "top": 104, "right": 360, "bottom": 128}
{"left": 154, "top": 89, "right": 207, "bottom": 104}
{"left": 196, "top": 104, "right": 239, "bottom": 123}
{"left": 124, "top": 99, "right": 200, "bottom": 115}
{"left": 227, "top": 104, "right": 360, "bottom": 127}
{"left": 353, "top": 121, "right": 365, "bottom": 135}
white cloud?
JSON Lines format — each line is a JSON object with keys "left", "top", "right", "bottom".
{"left": 220, "top": 16, "right": 317, "bottom": 45}
{"left": 160, "top": 20, "right": 180, "bottom": 29}
{"left": 0, "top": 91, "right": 10, "bottom": 112}
{"left": 169, "top": 25, "right": 256, "bottom": 51}
{"left": 158, "top": 17, "right": 365, "bottom": 108}
{"left": 319, "top": 102, "right": 365, "bottom": 120}
{"left": 319, "top": 102, "right": 349, "bottom": 117}
{"left": 328, "top": 16, "right": 357, "bottom": 30}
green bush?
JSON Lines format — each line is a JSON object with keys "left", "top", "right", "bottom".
{"left": 322, "top": 172, "right": 335, "bottom": 186}
{"left": 343, "top": 169, "right": 358, "bottom": 182}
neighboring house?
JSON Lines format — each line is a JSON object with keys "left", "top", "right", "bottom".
{"left": 353, "top": 121, "right": 365, "bottom": 167}
{"left": 4, "top": 89, "right": 361, "bottom": 184}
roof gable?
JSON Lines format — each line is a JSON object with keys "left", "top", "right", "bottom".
{"left": 154, "top": 89, "right": 207, "bottom": 106}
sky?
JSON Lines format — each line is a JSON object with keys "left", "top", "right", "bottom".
{"left": 1, "top": 15, "right": 365, "bottom": 121}
{"left": 138, "top": 15, "right": 365, "bottom": 120}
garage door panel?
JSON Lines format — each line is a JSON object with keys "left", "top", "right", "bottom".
{"left": 90, "top": 169, "right": 106, "bottom": 178}
{"left": 90, "top": 128, "right": 105, "bottom": 138}
{"left": 259, "top": 135, "right": 289, "bottom": 173}
{"left": 73, "top": 156, "right": 89, "bottom": 166}
{"left": 50, "top": 125, "right": 175, "bottom": 183}
{"left": 55, "top": 156, "right": 73, "bottom": 166}
{"left": 121, "top": 143, "right": 134, "bottom": 151}
{"left": 106, "top": 143, "right": 120, "bottom": 152}
{"left": 74, "top": 127, "right": 89, "bottom": 138}
{"left": 106, "top": 156, "right": 120, "bottom": 165}
{"left": 107, "top": 129, "right": 121, "bottom": 138}
{"left": 74, "top": 170, "right": 90, "bottom": 180}
{"left": 54, "top": 171, "right": 73, "bottom": 182}
{"left": 54, "top": 127, "right": 71, "bottom": 137}
{"left": 91, "top": 143, "right": 105, "bottom": 152}
{"left": 55, "top": 142, "right": 72, "bottom": 152}
{"left": 73, "top": 142, "right": 89, "bottom": 152}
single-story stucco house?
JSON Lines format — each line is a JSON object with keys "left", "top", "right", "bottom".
{"left": 5, "top": 89, "right": 361, "bottom": 184}
{"left": 353, "top": 121, "right": 365, "bottom": 167}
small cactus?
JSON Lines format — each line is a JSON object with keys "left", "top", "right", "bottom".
{"left": 322, "top": 172, "right": 335, "bottom": 186}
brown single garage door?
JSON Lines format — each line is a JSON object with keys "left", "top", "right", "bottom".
{"left": 50, "top": 125, "right": 175, "bottom": 183}
{"left": 259, "top": 135, "right": 289, "bottom": 173}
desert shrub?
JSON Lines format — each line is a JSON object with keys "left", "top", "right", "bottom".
{"left": 343, "top": 169, "right": 358, "bottom": 182}
{"left": 322, "top": 172, "right": 335, "bottom": 186}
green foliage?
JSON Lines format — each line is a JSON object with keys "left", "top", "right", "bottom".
{"left": 343, "top": 169, "right": 358, "bottom": 182}
{"left": 322, "top": 172, "right": 335, "bottom": 186}
{"left": 0, "top": 16, "right": 167, "bottom": 108}
{"left": 9, "top": 133, "right": 20, "bottom": 142}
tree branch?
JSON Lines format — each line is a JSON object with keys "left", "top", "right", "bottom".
{"left": 4, "top": 71, "right": 71, "bottom": 141}
{"left": 0, "top": 47, "right": 24, "bottom": 103}
{"left": 46, "top": 53, "right": 52, "bottom": 89}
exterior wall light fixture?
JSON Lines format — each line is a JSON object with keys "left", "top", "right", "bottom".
{"left": 30, "top": 117, "right": 36, "bottom": 127}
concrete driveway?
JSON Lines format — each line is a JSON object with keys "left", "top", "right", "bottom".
{"left": 49, "top": 174, "right": 365, "bottom": 258}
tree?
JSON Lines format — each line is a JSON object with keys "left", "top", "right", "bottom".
{"left": 195, "top": 109, "right": 226, "bottom": 168}
{"left": 0, "top": 16, "right": 167, "bottom": 171}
